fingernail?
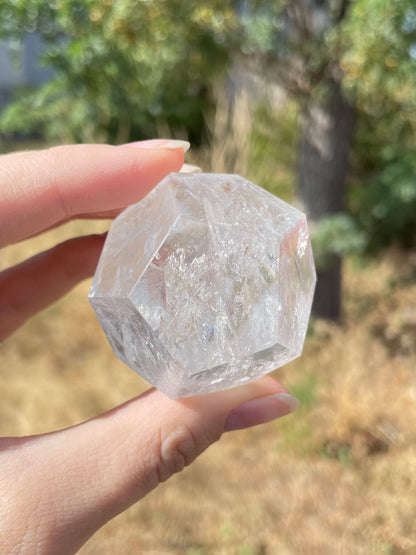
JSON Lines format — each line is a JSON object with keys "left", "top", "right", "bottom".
{"left": 223, "top": 392, "right": 300, "bottom": 432}
{"left": 163, "top": 140, "right": 190, "bottom": 153}
{"left": 180, "top": 163, "right": 203, "bottom": 173}
{"left": 120, "top": 139, "right": 190, "bottom": 153}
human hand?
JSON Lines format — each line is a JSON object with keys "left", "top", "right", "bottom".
{"left": 0, "top": 141, "right": 299, "bottom": 555}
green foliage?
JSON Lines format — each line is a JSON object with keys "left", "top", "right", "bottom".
{"left": 335, "top": 0, "right": 416, "bottom": 119}
{"left": 312, "top": 214, "right": 366, "bottom": 269}
{"left": 321, "top": 441, "right": 353, "bottom": 466}
{"left": 338, "top": 0, "right": 416, "bottom": 251}
{"left": 243, "top": 0, "right": 416, "bottom": 254}
{"left": 0, "top": 0, "right": 238, "bottom": 143}
{"left": 350, "top": 133, "right": 416, "bottom": 252}
{"left": 240, "top": 8, "right": 283, "bottom": 56}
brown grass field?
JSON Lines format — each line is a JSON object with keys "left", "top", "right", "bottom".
{"left": 1, "top": 214, "right": 416, "bottom": 554}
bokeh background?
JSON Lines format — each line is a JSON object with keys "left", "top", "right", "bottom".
{"left": 1, "top": 1, "right": 416, "bottom": 553}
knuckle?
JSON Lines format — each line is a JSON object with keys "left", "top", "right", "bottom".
{"left": 156, "top": 424, "right": 221, "bottom": 484}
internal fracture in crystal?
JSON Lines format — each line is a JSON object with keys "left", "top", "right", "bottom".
{"left": 89, "top": 173, "right": 316, "bottom": 398}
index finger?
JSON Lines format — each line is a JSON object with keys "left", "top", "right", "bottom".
{"left": 0, "top": 140, "right": 187, "bottom": 248}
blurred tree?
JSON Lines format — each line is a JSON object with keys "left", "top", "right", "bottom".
{"left": 339, "top": 0, "right": 416, "bottom": 253}
{"left": 243, "top": 0, "right": 416, "bottom": 319}
{"left": 0, "top": 0, "right": 238, "bottom": 143}
{"left": 242, "top": 0, "right": 356, "bottom": 319}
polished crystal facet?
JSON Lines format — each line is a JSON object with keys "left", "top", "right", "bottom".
{"left": 89, "top": 173, "right": 316, "bottom": 398}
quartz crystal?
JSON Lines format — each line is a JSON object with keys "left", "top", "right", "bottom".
{"left": 89, "top": 173, "right": 316, "bottom": 398}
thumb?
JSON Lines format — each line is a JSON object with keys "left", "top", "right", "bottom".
{"left": 0, "top": 376, "right": 298, "bottom": 555}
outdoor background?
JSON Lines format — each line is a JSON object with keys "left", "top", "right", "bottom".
{"left": 1, "top": 1, "right": 416, "bottom": 554}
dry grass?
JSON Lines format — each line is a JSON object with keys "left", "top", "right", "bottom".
{"left": 1, "top": 218, "right": 416, "bottom": 554}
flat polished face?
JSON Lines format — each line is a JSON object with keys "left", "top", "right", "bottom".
{"left": 89, "top": 173, "right": 316, "bottom": 398}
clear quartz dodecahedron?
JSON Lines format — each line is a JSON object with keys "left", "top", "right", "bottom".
{"left": 89, "top": 173, "right": 316, "bottom": 398}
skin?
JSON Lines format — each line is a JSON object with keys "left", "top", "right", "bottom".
{"left": 0, "top": 141, "right": 297, "bottom": 555}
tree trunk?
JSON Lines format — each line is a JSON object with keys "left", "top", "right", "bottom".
{"left": 298, "top": 81, "right": 356, "bottom": 320}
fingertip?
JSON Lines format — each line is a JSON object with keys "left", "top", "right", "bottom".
{"left": 223, "top": 392, "right": 300, "bottom": 432}
{"left": 120, "top": 139, "right": 190, "bottom": 153}
{"left": 177, "top": 375, "right": 288, "bottom": 423}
